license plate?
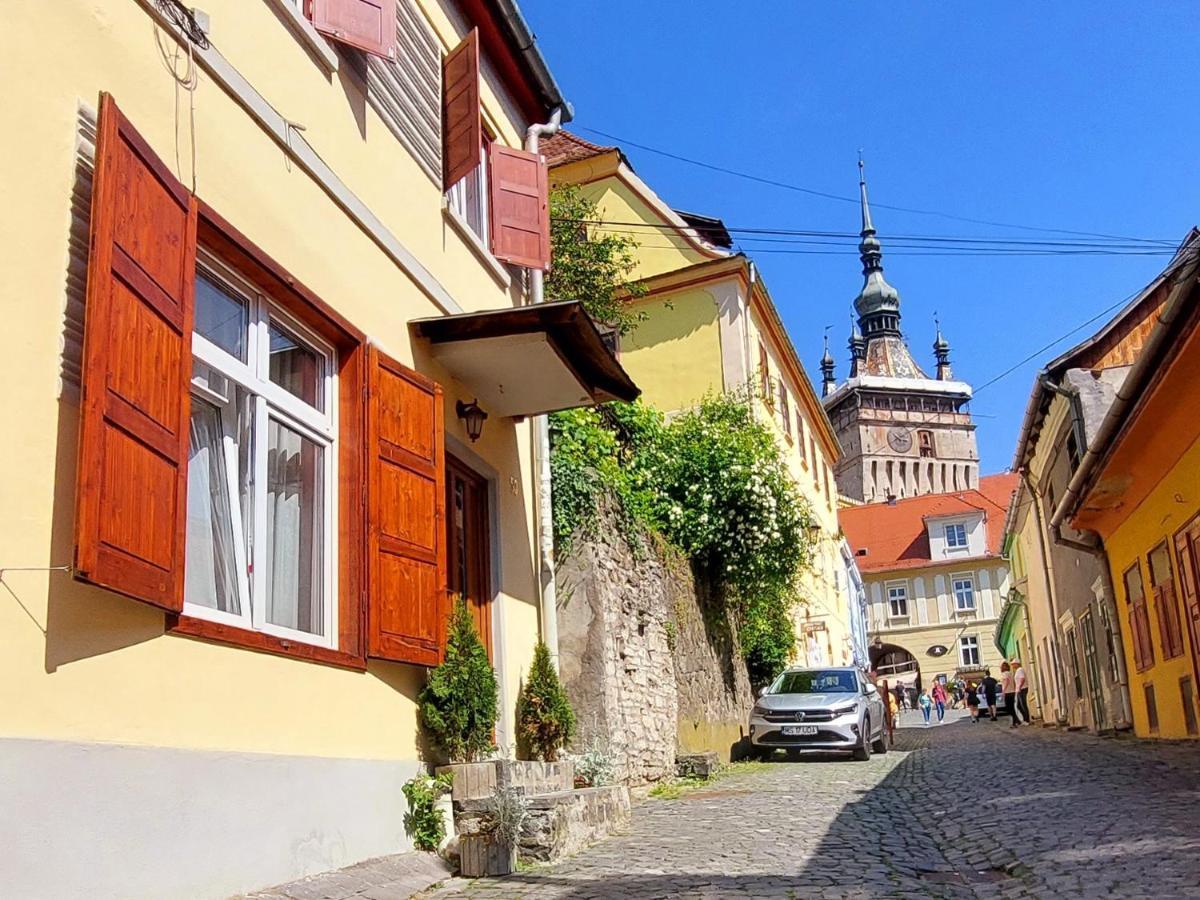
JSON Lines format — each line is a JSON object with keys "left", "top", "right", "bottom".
{"left": 781, "top": 725, "right": 818, "bottom": 736}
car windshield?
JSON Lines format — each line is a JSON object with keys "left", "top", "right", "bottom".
{"left": 772, "top": 670, "right": 857, "bottom": 694}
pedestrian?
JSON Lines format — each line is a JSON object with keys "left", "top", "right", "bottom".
{"left": 1001, "top": 661, "right": 1018, "bottom": 728}
{"left": 893, "top": 682, "right": 905, "bottom": 713}
{"left": 1014, "top": 660, "right": 1032, "bottom": 725}
{"left": 981, "top": 669, "right": 999, "bottom": 721}
{"left": 918, "top": 688, "right": 933, "bottom": 725}
{"left": 966, "top": 680, "right": 980, "bottom": 722}
{"left": 881, "top": 678, "right": 897, "bottom": 746}
{"left": 931, "top": 680, "right": 948, "bottom": 723}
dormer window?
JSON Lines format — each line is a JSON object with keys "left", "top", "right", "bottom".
{"left": 945, "top": 523, "right": 968, "bottom": 549}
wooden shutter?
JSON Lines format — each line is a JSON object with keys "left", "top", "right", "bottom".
{"left": 366, "top": 346, "right": 447, "bottom": 665}
{"left": 442, "top": 28, "right": 481, "bottom": 189}
{"left": 488, "top": 143, "right": 550, "bottom": 269}
{"left": 310, "top": 0, "right": 397, "bottom": 60}
{"left": 74, "top": 93, "right": 196, "bottom": 612}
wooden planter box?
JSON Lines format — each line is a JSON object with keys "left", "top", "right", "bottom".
{"left": 459, "top": 832, "right": 516, "bottom": 878}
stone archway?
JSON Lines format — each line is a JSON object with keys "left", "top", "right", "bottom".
{"left": 870, "top": 641, "right": 922, "bottom": 693}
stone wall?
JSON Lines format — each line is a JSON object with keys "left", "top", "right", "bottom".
{"left": 557, "top": 503, "right": 754, "bottom": 785}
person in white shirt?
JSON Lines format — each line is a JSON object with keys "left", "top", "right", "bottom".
{"left": 1013, "top": 660, "right": 1032, "bottom": 725}
{"left": 1000, "top": 661, "right": 1018, "bottom": 727}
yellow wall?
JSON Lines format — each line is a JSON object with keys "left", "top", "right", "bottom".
{"left": 618, "top": 288, "right": 724, "bottom": 412}
{"left": 0, "top": 0, "right": 541, "bottom": 760}
{"left": 1104, "top": 438, "right": 1200, "bottom": 739}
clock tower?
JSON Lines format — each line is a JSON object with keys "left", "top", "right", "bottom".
{"left": 821, "top": 162, "right": 979, "bottom": 503}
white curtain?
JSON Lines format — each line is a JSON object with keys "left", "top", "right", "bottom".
{"left": 265, "top": 419, "right": 323, "bottom": 635}
{"left": 185, "top": 401, "right": 241, "bottom": 614}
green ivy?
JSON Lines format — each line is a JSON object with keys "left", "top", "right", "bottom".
{"left": 549, "top": 390, "right": 816, "bottom": 684}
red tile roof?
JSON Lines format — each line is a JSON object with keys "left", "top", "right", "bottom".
{"left": 541, "top": 130, "right": 618, "bottom": 167}
{"left": 838, "top": 473, "right": 1020, "bottom": 574}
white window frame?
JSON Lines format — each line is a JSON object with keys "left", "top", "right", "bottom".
{"left": 886, "top": 581, "right": 910, "bottom": 619}
{"left": 959, "top": 634, "right": 981, "bottom": 668}
{"left": 944, "top": 522, "right": 968, "bottom": 550}
{"left": 185, "top": 254, "right": 339, "bottom": 650}
{"left": 446, "top": 147, "right": 490, "bottom": 246}
{"left": 952, "top": 573, "right": 977, "bottom": 613}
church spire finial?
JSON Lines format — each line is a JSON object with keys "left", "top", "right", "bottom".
{"left": 857, "top": 154, "right": 883, "bottom": 274}
{"left": 933, "top": 313, "right": 953, "bottom": 381}
{"left": 821, "top": 327, "right": 837, "bottom": 397}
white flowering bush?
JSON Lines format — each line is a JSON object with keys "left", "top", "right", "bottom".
{"left": 550, "top": 391, "right": 816, "bottom": 684}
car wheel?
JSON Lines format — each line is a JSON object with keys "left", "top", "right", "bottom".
{"left": 872, "top": 728, "right": 888, "bottom": 754}
{"left": 852, "top": 719, "right": 871, "bottom": 761}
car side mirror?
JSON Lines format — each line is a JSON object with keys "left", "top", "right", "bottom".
{"left": 755, "top": 686, "right": 766, "bottom": 698}
{"left": 864, "top": 682, "right": 878, "bottom": 695}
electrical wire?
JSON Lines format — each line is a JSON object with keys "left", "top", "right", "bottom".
{"left": 577, "top": 126, "right": 1171, "bottom": 245}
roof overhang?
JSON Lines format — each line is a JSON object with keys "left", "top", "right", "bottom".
{"left": 411, "top": 300, "right": 639, "bottom": 418}
{"left": 823, "top": 374, "right": 973, "bottom": 409}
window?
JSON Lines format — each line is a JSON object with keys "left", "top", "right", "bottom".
{"left": 945, "top": 523, "right": 968, "bottom": 549}
{"left": 1099, "top": 601, "right": 1122, "bottom": 683}
{"left": 959, "top": 635, "right": 981, "bottom": 668}
{"left": 1066, "top": 430, "right": 1081, "bottom": 471}
{"left": 759, "top": 343, "right": 772, "bottom": 407}
{"left": 1065, "top": 626, "right": 1083, "bottom": 700}
{"left": 1145, "top": 683, "right": 1159, "bottom": 733}
{"left": 780, "top": 384, "right": 792, "bottom": 438}
{"left": 446, "top": 135, "right": 491, "bottom": 244}
{"left": 1148, "top": 543, "right": 1185, "bottom": 659}
{"left": 798, "top": 418, "right": 807, "bottom": 464}
{"left": 952, "top": 575, "right": 976, "bottom": 612}
{"left": 1124, "top": 562, "right": 1155, "bottom": 672}
{"left": 887, "top": 582, "right": 909, "bottom": 619}
{"left": 918, "top": 429, "right": 934, "bottom": 457}
{"left": 186, "top": 262, "right": 338, "bottom": 648}
{"left": 811, "top": 437, "right": 819, "bottom": 484}
{"left": 823, "top": 465, "right": 833, "bottom": 506}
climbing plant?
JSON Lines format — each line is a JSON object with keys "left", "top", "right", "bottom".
{"left": 545, "top": 185, "right": 646, "bottom": 335}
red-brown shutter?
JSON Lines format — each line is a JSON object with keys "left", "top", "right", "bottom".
{"left": 74, "top": 93, "right": 196, "bottom": 612}
{"left": 442, "top": 29, "right": 481, "bottom": 189}
{"left": 487, "top": 143, "right": 550, "bottom": 269}
{"left": 309, "top": 0, "right": 397, "bottom": 60}
{"left": 366, "top": 346, "right": 447, "bottom": 665}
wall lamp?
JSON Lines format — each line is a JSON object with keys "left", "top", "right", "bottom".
{"left": 456, "top": 399, "right": 488, "bottom": 443}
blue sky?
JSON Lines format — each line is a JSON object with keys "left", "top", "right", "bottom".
{"left": 522, "top": 1, "right": 1200, "bottom": 473}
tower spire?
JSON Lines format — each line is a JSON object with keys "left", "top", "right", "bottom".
{"left": 857, "top": 155, "right": 882, "bottom": 275}
{"left": 821, "top": 328, "right": 836, "bottom": 397}
{"left": 933, "top": 314, "right": 953, "bottom": 381}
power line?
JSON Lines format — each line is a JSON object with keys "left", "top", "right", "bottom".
{"left": 577, "top": 126, "right": 1172, "bottom": 245}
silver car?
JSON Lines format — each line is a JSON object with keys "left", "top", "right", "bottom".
{"left": 748, "top": 666, "right": 888, "bottom": 760}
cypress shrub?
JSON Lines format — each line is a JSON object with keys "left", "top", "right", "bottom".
{"left": 419, "top": 597, "right": 498, "bottom": 762}
{"left": 516, "top": 641, "right": 575, "bottom": 762}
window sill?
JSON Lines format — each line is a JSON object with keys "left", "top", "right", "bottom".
{"left": 168, "top": 613, "right": 367, "bottom": 671}
{"left": 442, "top": 202, "right": 511, "bottom": 289}
{"left": 266, "top": 0, "right": 340, "bottom": 73}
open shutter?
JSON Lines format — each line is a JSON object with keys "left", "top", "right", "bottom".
{"left": 488, "top": 144, "right": 550, "bottom": 269}
{"left": 74, "top": 93, "right": 196, "bottom": 612}
{"left": 366, "top": 346, "right": 447, "bottom": 665}
{"left": 442, "top": 28, "right": 481, "bottom": 189}
{"left": 310, "top": 0, "right": 397, "bottom": 59}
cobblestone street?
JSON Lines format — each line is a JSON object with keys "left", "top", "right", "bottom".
{"left": 421, "top": 711, "right": 1200, "bottom": 899}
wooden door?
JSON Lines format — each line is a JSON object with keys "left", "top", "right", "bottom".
{"left": 446, "top": 455, "right": 492, "bottom": 660}
{"left": 1174, "top": 517, "right": 1200, "bottom": 710}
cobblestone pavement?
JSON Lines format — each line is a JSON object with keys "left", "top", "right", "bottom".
{"left": 419, "top": 709, "right": 1200, "bottom": 899}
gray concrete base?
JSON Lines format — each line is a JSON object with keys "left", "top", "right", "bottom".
{"left": 242, "top": 851, "right": 452, "bottom": 900}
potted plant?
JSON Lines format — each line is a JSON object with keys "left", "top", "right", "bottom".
{"left": 401, "top": 772, "right": 455, "bottom": 852}
{"left": 516, "top": 640, "right": 575, "bottom": 762}
{"left": 419, "top": 597, "right": 499, "bottom": 765}
{"left": 459, "top": 784, "right": 528, "bottom": 877}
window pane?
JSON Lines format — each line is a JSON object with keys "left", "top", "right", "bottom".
{"left": 185, "top": 399, "right": 242, "bottom": 614}
{"left": 265, "top": 419, "right": 325, "bottom": 635}
{"left": 196, "top": 273, "right": 248, "bottom": 361}
{"left": 269, "top": 320, "right": 324, "bottom": 411}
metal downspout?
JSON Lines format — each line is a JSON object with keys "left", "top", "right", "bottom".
{"left": 526, "top": 107, "right": 564, "bottom": 668}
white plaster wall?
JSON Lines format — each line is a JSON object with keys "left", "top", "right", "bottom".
{"left": 0, "top": 738, "right": 422, "bottom": 900}
{"left": 914, "top": 577, "right": 928, "bottom": 625}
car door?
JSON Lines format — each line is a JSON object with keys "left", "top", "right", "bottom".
{"left": 864, "top": 675, "right": 884, "bottom": 734}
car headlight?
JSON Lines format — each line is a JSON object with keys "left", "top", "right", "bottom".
{"left": 832, "top": 703, "right": 857, "bottom": 716}
{"left": 751, "top": 704, "right": 769, "bottom": 717}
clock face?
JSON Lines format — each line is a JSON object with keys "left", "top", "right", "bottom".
{"left": 887, "top": 427, "right": 913, "bottom": 452}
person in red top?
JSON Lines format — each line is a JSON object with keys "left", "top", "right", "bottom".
{"left": 930, "top": 680, "right": 949, "bottom": 723}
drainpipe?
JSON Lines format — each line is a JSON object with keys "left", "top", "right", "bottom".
{"left": 526, "top": 107, "right": 565, "bottom": 667}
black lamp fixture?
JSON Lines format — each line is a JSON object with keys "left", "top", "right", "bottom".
{"left": 456, "top": 399, "right": 488, "bottom": 442}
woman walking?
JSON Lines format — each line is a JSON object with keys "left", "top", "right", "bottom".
{"left": 1001, "top": 661, "right": 1018, "bottom": 727}
{"left": 918, "top": 689, "right": 933, "bottom": 725}
{"left": 931, "top": 680, "right": 948, "bottom": 723}
{"left": 880, "top": 678, "right": 897, "bottom": 746}
{"left": 1014, "top": 661, "right": 1032, "bottom": 725}
{"left": 966, "top": 680, "right": 981, "bottom": 723}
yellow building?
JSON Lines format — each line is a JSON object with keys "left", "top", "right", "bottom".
{"left": 1068, "top": 258, "right": 1200, "bottom": 739}
{"left": 0, "top": 2, "right": 636, "bottom": 896}
{"left": 544, "top": 132, "right": 867, "bottom": 671}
